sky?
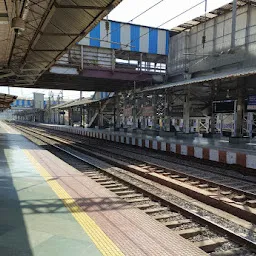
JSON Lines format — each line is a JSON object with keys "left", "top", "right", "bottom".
{"left": 1, "top": 0, "right": 231, "bottom": 100}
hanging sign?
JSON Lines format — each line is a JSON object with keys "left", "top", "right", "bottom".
{"left": 247, "top": 95, "right": 256, "bottom": 111}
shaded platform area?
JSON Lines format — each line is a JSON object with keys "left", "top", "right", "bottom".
{"left": 28, "top": 122, "right": 256, "bottom": 170}
{"left": 0, "top": 121, "right": 206, "bottom": 256}
{"left": 0, "top": 123, "right": 102, "bottom": 256}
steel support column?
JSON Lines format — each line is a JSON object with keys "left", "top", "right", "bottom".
{"left": 132, "top": 96, "right": 137, "bottom": 129}
{"left": 152, "top": 93, "right": 157, "bottom": 130}
{"left": 164, "top": 92, "right": 171, "bottom": 131}
{"left": 115, "top": 95, "right": 121, "bottom": 128}
{"left": 234, "top": 79, "right": 244, "bottom": 137}
{"left": 231, "top": 0, "right": 237, "bottom": 50}
{"left": 183, "top": 86, "right": 191, "bottom": 134}
{"left": 98, "top": 102, "right": 104, "bottom": 128}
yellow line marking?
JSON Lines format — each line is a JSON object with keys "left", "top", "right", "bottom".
{"left": 24, "top": 149, "right": 124, "bottom": 256}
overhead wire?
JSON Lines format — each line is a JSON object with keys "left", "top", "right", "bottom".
{"left": 102, "top": 0, "right": 165, "bottom": 41}
{"left": 118, "top": 0, "right": 206, "bottom": 54}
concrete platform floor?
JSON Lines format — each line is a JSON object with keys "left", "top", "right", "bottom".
{"left": 0, "top": 123, "right": 102, "bottom": 256}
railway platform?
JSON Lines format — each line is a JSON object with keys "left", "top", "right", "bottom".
{"left": 24, "top": 122, "right": 256, "bottom": 171}
{"left": 0, "top": 121, "right": 206, "bottom": 256}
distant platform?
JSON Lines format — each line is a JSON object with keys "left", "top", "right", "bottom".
{"left": 0, "top": 121, "right": 205, "bottom": 256}
{"left": 21, "top": 122, "right": 256, "bottom": 171}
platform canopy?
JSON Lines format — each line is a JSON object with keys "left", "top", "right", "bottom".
{"left": 171, "top": 0, "right": 256, "bottom": 33}
{"left": 0, "top": 0, "right": 122, "bottom": 88}
{"left": 0, "top": 93, "right": 17, "bottom": 111}
{"left": 143, "top": 67, "right": 256, "bottom": 92}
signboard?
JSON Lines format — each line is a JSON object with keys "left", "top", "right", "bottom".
{"left": 213, "top": 100, "right": 235, "bottom": 113}
{"left": 247, "top": 95, "right": 256, "bottom": 111}
{"left": 142, "top": 106, "right": 154, "bottom": 117}
{"left": 59, "top": 111, "right": 65, "bottom": 115}
{"left": 33, "top": 93, "right": 44, "bottom": 109}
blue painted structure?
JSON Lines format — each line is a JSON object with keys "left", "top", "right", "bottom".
{"left": 79, "top": 20, "right": 170, "bottom": 55}
{"left": 11, "top": 99, "right": 58, "bottom": 108}
{"left": 92, "top": 92, "right": 110, "bottom": 101}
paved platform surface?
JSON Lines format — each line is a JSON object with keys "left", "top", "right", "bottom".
{"left": 27, "top": 122, "right": 256, "bottom": 170}
{"left": 0, "top": 121, "right": 206, "bottom": 256}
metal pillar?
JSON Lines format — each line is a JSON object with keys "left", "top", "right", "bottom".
{"left": 183, "top": 86, "right": 191, "bottom": 133}
{"left": 164, "top": 92, "right": 171, "bottom": 131}
{"left": 210, "top": 83, "right": 217, "bottom": 134}
{"left": 98, "top": 102, "right": 104, "bottom": 128}
{"left": 132, "top": 97, "right": 137, "bottom": 129}
{"left": 231, "top": 0, "right": 237, "bottom": 50}
{"left": 115, "top": 95, "right": 121, "bottom": 129}
{"left": 141, "top": 94, "right": 146, "bottom": 129}
{"left": 234, "top": 80, "right": 244, "bottom": 137}
{"left": 247, "top": 112, "right": 256, "bottom": 138}
{"left": 123, "top": 95, "right": 128, "bottom": 128}
{"left": 152, "top": 93, "right": 157, "bottom": 130}
{"left": 210, "top": 112, "right": 216, "bottom": 134}
{"left": 219, "top": 114, "right": 223, "bottom": 136}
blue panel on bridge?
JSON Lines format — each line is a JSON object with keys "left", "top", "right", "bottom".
{"left": 148, "top": 29, "right": 158, "bottom": 54}
{"left": 12, "top": 99, "right": 33, "bottom": 108}
{"left": 111, "top": 22, "right": 121, "bottom": 49}
{"left": 79, "top": 20, "right": 170, "bottom": 55}
{"left": 90, "top": 23, "right": 101, "bottom": 47}
{"left": 130, "top": 25, "right": 140, "bottom": 52}
{"left": 166, "top": 31, "right": 169, "bottom": 55}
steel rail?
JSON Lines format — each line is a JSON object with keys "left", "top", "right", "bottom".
{"left": 13, "top": 123, "right": 256, "bottom": 224}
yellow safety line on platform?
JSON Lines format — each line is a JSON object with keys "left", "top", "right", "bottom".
{"left": 24, "top": 150, "right": 124, "bottom": 256}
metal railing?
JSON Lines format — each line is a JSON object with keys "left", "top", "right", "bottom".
{"left": 55, "top": 45, "right": 167, "bottom": 74}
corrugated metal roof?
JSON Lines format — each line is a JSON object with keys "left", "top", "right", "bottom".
{"left": 52, "top": 98, "right": 97, "bottom": 109}
{"left": 171, "top": 0, "right": 256, "bottom": 33}
{"left": 50, "top": 99, "right": 78, "bottom": 109}
{"left": 0, "top": 93, "right": 17, "bottom": 111}
{"left": 143, "top": 67, "right": 256, "bottom": 92}
{"left": 1, "top": 0, "right": 122, "bottom": 87}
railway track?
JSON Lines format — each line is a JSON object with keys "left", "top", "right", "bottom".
{"left": 10, "top": 122, "right": 256, "bottom": 255}
{"left": 14, "top": 123, "right": 256, "bottom": 224}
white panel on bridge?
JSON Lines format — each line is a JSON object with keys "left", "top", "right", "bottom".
{"left": 158, "top": 30, "right": 167, "bottom": 55}
{"left": 121, "top": 23, "right": 131, "bottom": 51}
{"left": 100, "top": 21, "right": 111, "bottom": 49}
{"left": 139, "top": 27, "right": 149, "bottom": 54}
